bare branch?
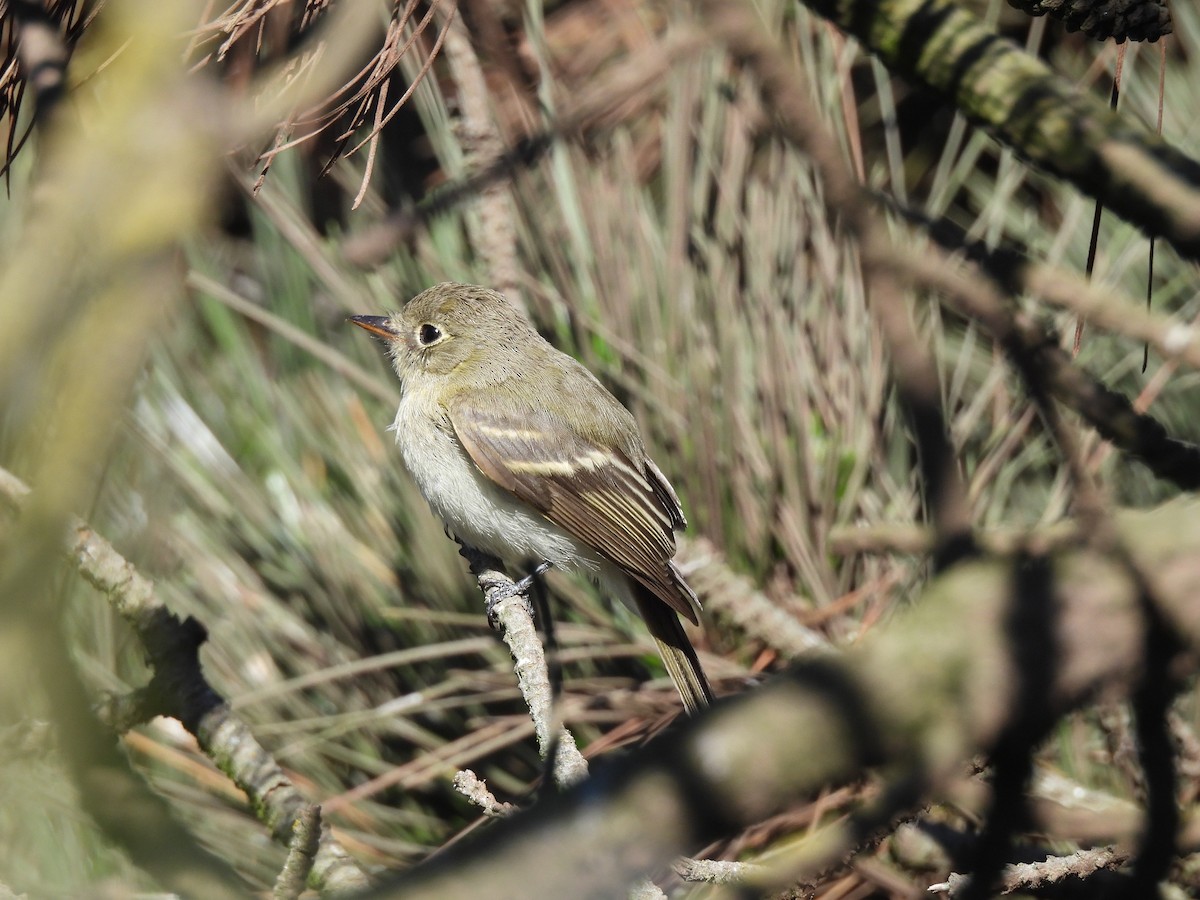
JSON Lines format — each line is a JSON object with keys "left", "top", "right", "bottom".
{"left": 673, "top": 856, "right": 764, "bottom": 884}
{"left": 458, "top": 545, "right": 589, "bottom": 788}
{"left": 453, "top": 770, "right": 517, "bottom": 819}
{"left": 930, "top": 846, "right": 1129, "bottom": 896}
{"left": 273, "top": 805, "right": 322, "bottom": 900}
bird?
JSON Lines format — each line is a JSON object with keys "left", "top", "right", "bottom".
{"left": 351, "top": 282, "right": 712, "bottom": 714}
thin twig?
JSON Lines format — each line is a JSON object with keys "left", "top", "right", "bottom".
{"left": 452, "top": 769, "right": 517, "bottom": 818}
{"left": 673, "top": 856, "right": 764, "bottom": 884}
{"left": 439, "top": 12, "right": 523, "bottom": 307}
{"left": 930, "top": 846, "right": 1128, "bottom": 896}
{"left": 828, "top": 522, "right": 1081, "bottom": 557}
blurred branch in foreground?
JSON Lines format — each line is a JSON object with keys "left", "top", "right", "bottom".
{"left": 0, "top": 464, "right": 372, "bottom": 895}
{"left": 365, "top": 498, "right": 1200, "bottom": 898}
{"left": 796, "top": 0, "right": 1199, "bottom": 261}
{"left": 0, "top": 2, "right": 246, "bottom": 893}
{"left": 0, "top": 1, "right": 384, "bottom": 893}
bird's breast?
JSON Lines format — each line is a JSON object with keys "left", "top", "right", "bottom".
{"left": 392, "top": 391, "right": 598, "bottom": 573}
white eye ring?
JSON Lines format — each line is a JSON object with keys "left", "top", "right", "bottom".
{"left": 418, "top": 323, "right": 442, "bottom": 345}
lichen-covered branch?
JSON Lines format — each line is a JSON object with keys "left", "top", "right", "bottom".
{"left": 453, "top": 769, "right": 517, "bottom": 818}
{"left": 930, "top": 845, "right": 1129, "bottom": 896}
{"left": 797, "top": 0, "right": 1200, "bottom": 262}
{"left": 273, "top": 805, "right": 322, "bottom": 900}
{"left": 679, "top": 537, "right": 829, "bottom": 658}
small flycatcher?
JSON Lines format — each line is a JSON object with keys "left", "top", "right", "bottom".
{"left": 351, "top": 283, "right": 712, "bottom": 714}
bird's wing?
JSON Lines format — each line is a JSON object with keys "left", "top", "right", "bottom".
{"left": 448, "top": 394, "right": 698, "bottom": 623}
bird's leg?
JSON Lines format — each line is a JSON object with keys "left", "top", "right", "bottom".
{"left": 483, "top": 561, "right": 551, "bottom": 629}
{"left": 515, "top": 561, "right": 553, "bottom": 593}
{"left": 456, "top": 540, "right": 552, "bottom": 628}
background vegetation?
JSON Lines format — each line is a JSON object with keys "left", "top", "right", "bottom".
{"left": 0, "top": 0, "right": 1197, "bottom": 896}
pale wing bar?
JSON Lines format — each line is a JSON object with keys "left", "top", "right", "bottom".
{"left": 450, "top": 401, "right": 698, "bottom": 622}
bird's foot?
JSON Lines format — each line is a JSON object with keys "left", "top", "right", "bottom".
{"left": 484, "top": 562, "right": 552, "bottom": 629}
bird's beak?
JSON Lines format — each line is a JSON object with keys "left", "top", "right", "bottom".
{"left": 349, "top": 315, "right": 398, "bottom": 340}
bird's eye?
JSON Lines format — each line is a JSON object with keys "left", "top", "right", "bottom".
{"left": 418, "top": 323, "right": 442, "bottom": 346}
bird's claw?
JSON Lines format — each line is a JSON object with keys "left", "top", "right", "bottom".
{"left": 484, "top": 562, "right": 552, "bottom": 629}
{"left": 513, "top": 561, "right": 552, "bottom": 593}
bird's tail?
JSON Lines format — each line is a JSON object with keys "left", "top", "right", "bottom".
{"left": 632, "top": 586, "right": 713, "bottom": 715}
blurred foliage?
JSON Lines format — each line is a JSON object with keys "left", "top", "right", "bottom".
{"left": 1, "top": 0, "right": 1199, "bottom": 896}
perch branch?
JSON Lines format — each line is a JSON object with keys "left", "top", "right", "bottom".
{"left": 458, "top": 544, "right": 589, "bottom": 788}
